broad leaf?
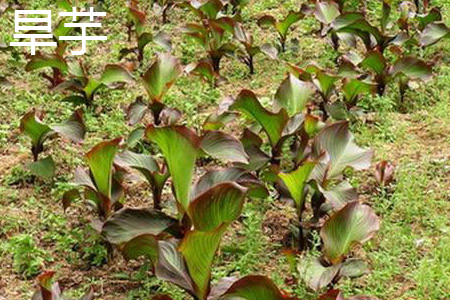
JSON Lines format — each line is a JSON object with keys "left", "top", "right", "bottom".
{"left": 298, "top": 256, "right": 340, "bottom": 292}
{"left": 146, "top": 125, "right": 200, "bottom": 212}
{"left": 390, "top": 57, "right": 432, "bottom": 81}
{"left": 155, "top": 240, "right": 195, "bottom": 294}
{"left": 51, "top": 109, "right": 86, "bottom": 143}
{"left": 274, "top": 75, "right": 312, "bottom": 116}
{"left": 127, "top": 97, "right": 149, "bottom": 125}
{"left": 100, "top": 64, "right": 134, "bottom": 85}
{"left": 20, "top": 111, "right": 52, "bottom": 152}
{"left": 192, "top": 167, "right": 268, "bottom": 200}
{"left": 201, "top": 131, "right": 249, "bottom": 164}
{"left": 230, "top": 90, "right": 289, "bottom": 147}
{"left": 26, "top": 156, "right": 56, "bottom": 179}
{"left": 219, "top": 275, "right": 285, "bottom": 300}
{"left": 419, "top": 22, "right": 450, "bottom": 46}
{"left": 315, "top": 1, "right": 340, "bottom": 25}
{"left": 179, "top": 225, "right": 227, "bottom": 300}
{"left": 121, "top": 234, "right": 158, "bottom": 262}
{"left": 142, "top": 52, "right": 182, "bottom": 102}
{"left": 276, "top": 11, "right": 303, "bottom": 37}
{"left": 278, "top": 162, "right": 317, "bottom": 208}
{"left": 321, "top": 201, "right": 380, "bottom": 264}
{"left": 102, "top": 208, "right": 179, "bottom": 244}
{"left": 85, "top": 138, "right": 122, "bottom": 199}
{"left": 360, "top": 51, "right": 386, "bottom": 75}
{"left": 188, "top": 182, "right": 247, "bottom": 232}
{"left": 320, "top": 181, "right": 358, "bottom": 211}
{"left": 313, "top": 122, "right": 373, "bottom": 180}
{"left": 25, "top": 53, "right": 68, "bottom": 72}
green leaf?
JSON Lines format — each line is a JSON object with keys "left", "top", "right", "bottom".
{"left": 85, "top": 138, "right": 122, "bottom": 199}
{"left": 319, "top": 181, "right": 358, "bottom": 211}
{"left": 142, "top": 52, "right": 182, "bottom": 102}
{"left": 25, "top": 53, "right": 68, "bottom": 72}
{"left": 179, "top": 225, "right": 228, "bottom": 300}
{"left": 102, "top": 208, "right": 179, "bottom": 244}
{"left": 201, "top": 131, "right": 249, "bottom": 164}
{"left": 417, "top": 8, "right": 442, "bottom": 31}
{"left": 257, "top": 15, "right": 277, "bottom": 28}
{"left": 188, "top": 182, "right": 247, "bottom": 232}
{"left": 20, "top": 111, "right": 52, "bottom": 152}
{"left": 278, "top": 162, "right": 317, "bottom": 208}
{"left": 100, "top": 64, "right": 134, "bottom": 85}
{"left": 51, "top": 109, "right": 86, "bottom": 143}
{"left": 339, "top": 258, "right": 369, "bottom": 278}
{"left": 313, "top": 122, "right": 373, "bottom": 180}
{"left": 138, "top": 32, "right": 154, "bottom": 53}
{"left": 121, "top": 234, "right": 158, "bottom": 262}
{"left": 115, "top": 150, "right": 159, "bottom": 176}
{"left": 146, "top": 126, "right": 200, "bottom": 213}
{"left": 199, "top": 0, "right": 224, "bottom": 19}
{"left": 274, "top": 75, "right": 312, "bottom": 116}
{"left": 219, "top": 275, "right": 285, "bottom": 300}
{"left": 230, "top": 90, "right": 289, "bottom": 147}
{"left": 155, "top": 240, "right": 195, "bottom": 294}
{"left": 26, "top": 156, "right": 55, "bottom": 179}
{"left": 390, "top": 57, "right": 432, "bottom": 80}
{"left": 360, "top": 50, "right": 386, "bottom": 75}
{"left": 298, "top": 256, "right": 340, "bottom": 292}
{"left": 321, "top": 201, "right": 380, "bottom": 264}
{"left": 192, "top": 167, "right": 268, "bottom": 200}
{"left": 315, "top": 1, "right": 340, "bottom": 25}
{"left": 276, "top": 11, "right": 303, "bottom": 37}
{"left": 342, "top": 79, "right": 374, "bottom": 103}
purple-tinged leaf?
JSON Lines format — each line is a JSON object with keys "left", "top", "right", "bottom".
{"left": 146, "top": 125, "right": 200, "bottom": 212}
{"left": 390, "top": 57, "right": 432, "bottom": 80}
{"left": 313, "top": 122, "right": 373, "bottom": 180}
{"left": 298, "top": 256, "right": 340, "bottom": 291}
{"left": 51, "top": 109, "right": 86, "bottom": 143}
{"left": 201, "top": 131, "right": 249, "bottom": 164}
{"left": 188, "top": 182, "right": 247, "bottom": 232}
{"left": 321, "top": 201, "right": 380, "bottom": 264}
{"left": 274, "top": 75, "right": 312, "bottom": 116}
{"left": 219, "top": 275, "right": 286, "bottom": 300}
{"left": 315, "top": 1, "right": 340, "bottom": 25}
{"left": 102, "top": 208, "right": 179, "bottom": 244}
{"left": 230, "top": 90, "right": 289, "bottom": 147}
{"left": 142, "top": 52, "right": 182, "bottom": 102}
{"left": 420, "top": 22, "right": 450, "bottom": 46}
{"left": 155, "top": 240, "right": 195, "bottom": 294}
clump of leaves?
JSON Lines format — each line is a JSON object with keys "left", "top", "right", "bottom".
{"left": 127, "top": 52, "right": 183, "bottom": 125}
{"left": 55, "top": 62, "right": 134, "bottom": 107}
{"left": 20, "top": 109, "right": 86, "bottom": 179}
{"left": 257, "top": 9, "right": 305, "bottom": 52}
{"left": 63, "top": 138, "right": 125, "bottom": 220}
{"left": 31, "top": 271, "right": 94, "bottom": 300}
{"left": 374, "top": 160, "right": 395, "bottom": 186}
{"left": 233, "top": 22, "right": 278, "bottom": 75}
{"left": 121, "top": 0, "right": 171, "bottom": 63}
{"left": 182, "top": 17, "right": 236, "bottom": 83}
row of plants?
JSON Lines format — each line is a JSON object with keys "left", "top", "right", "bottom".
{"left": 12, "top": 0, "right": 447, "bottom": 299}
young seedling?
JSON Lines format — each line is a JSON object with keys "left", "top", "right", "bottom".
{"left": 20, "top": 109, "right": 86, "bottom": 179}
{"left": 257, "top": 10, "right": 305, "bottom": 52}
{"left": 31, "top": 271, "right": 94, "bottom": 300}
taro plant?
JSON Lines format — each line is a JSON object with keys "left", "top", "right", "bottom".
{"left": 297, "top": 201, "right": 380, "bottom": 292}
{"left": 152, "top": 275, "right": 379, "bottom": 300}
{"left": 100, "top": 126, "right": 268, "bottom": 300}
{"left": 54, "top": 62, "right": 135, "bottom": 107}
{"left": 126, "top": 52, "right": 183, "bottom": 125}
{"left": 31, "top": 271, "right": 94, "bottom": 300}
{"left": 63, "top": 138, "right": 125, "bottom": 221}
{"left": 182, "top": 16, "right": 236, "bottom": 80}
{"left": 233, "top": 22, "right": 278, "bottom": 75}
{"left": 121, "top": 0, "right": 171, "bottom": 63}
{"left": 257, "top": 10, "right": 305, "bottom": 52}
{"left": 20, "top": 109, "right": 86, "bottom": 179}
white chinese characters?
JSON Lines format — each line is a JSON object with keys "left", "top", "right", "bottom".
{"left": 10, "top": 10, "right": 57, "bottom": 55}
{"left": 59, "top": 7, "right": 107, "bottom": 55}
{"left": 10, "top": 7, "right": 107, "bottom": 56}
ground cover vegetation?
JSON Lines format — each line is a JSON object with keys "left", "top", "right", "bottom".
{"left": 0, "top": 0, "right": 449, "bottom": 299}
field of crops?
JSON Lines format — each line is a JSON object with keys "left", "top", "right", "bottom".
{"left": 0, "top": 0, "right": 449, "bottom": 299}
